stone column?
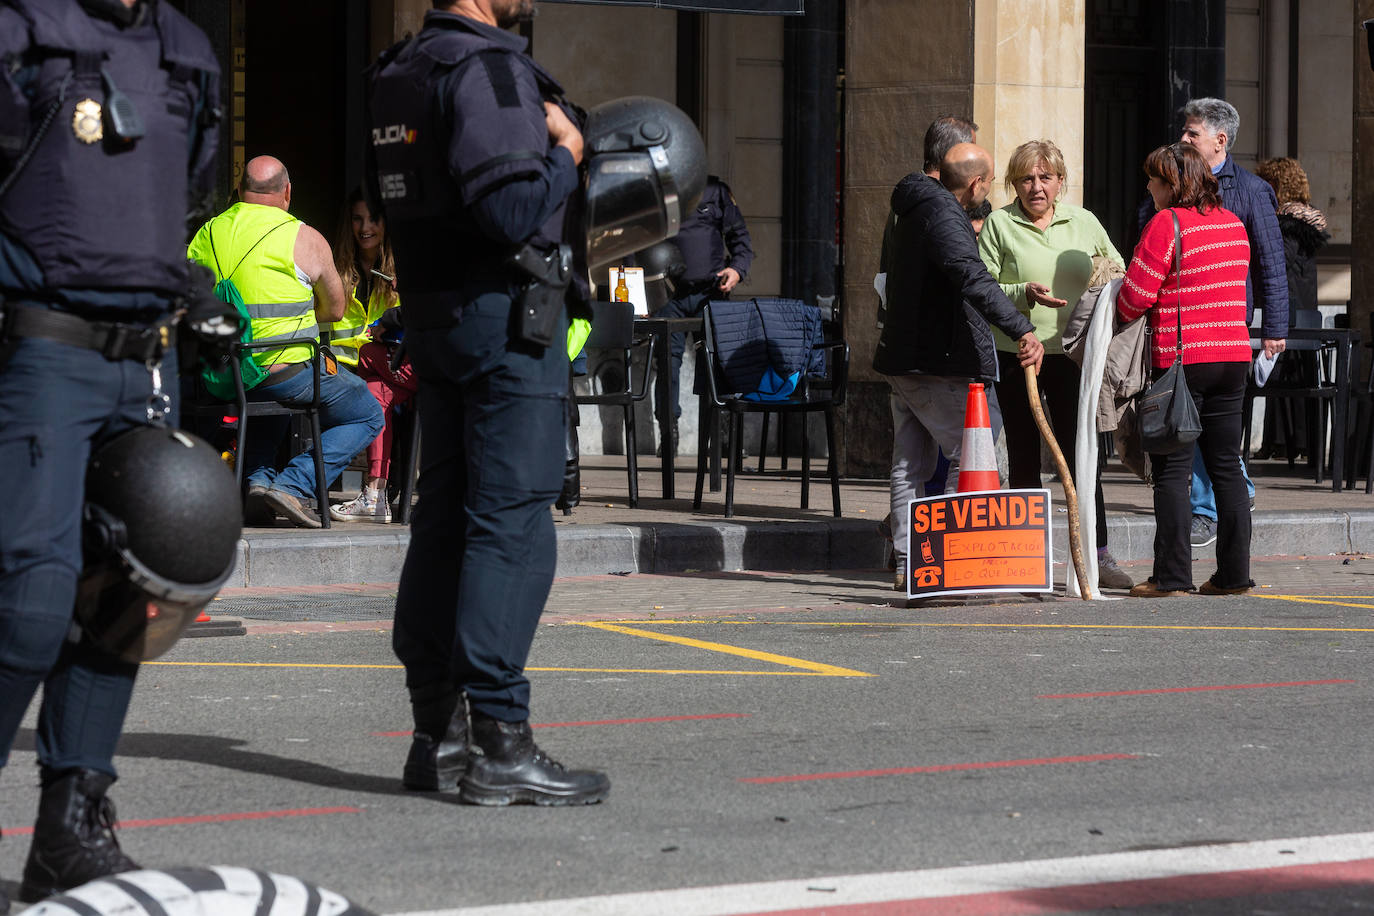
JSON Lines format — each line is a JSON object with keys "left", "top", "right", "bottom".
{"left": 1355, "top": 6, "right": 1374, "bottom": 365}
{"left": 842, "top": 0, "right": 975, "bottom": 478}
{"left": 972, "top": 0, "right": 1086, "bottom": 211}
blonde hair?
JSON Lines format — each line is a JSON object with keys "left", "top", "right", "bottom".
{"left": 334, "top": 189, "right": 398, "bottom": 309}
{"left": 1004, "top": 140, "right": 1067, "bottom": 199}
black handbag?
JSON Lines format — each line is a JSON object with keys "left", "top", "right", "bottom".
{"left": 1138, "top": 210, "right": 1203, "bottom": 454}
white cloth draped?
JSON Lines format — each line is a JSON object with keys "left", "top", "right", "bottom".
{"left": 1068, "top": 278, "right": 1124, "bottom": 601}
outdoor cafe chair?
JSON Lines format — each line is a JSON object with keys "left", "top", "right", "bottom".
{"left": 574, "top": 300, "right": 653, "bottom": 507}
{"left": 693, "top": 298, "right": 849, "bottom": 519}
{"left": 183, "top": 336, "right": 331, "bottom": 528}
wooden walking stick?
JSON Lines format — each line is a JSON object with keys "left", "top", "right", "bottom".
{"left": 1024, "top": 365, "right": 1093, "bottom": 600}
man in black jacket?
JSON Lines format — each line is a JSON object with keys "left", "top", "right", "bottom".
{"left": 875, "top": 143, "right": 1044, "bottom": 589}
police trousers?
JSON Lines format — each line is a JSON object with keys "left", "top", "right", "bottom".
{"left": 392, "top": 290, "right": 568, "bottom": 722}
{"left": 0, "top": 337, "right": 175, "bottom": 776}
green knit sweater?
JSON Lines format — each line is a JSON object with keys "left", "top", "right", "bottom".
{"left": 977, "top": 200, "right": 1123, "bottom": 355}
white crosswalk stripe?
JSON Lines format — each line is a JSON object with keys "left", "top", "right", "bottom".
{"left": 385, "top": 831, "right": 1374, "bottom": 916}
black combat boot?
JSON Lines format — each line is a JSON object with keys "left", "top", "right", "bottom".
{"left": 402, "top": 683, "right": 468, "bottom": 792}
{"left": 555, "top": 390, "right": 580, "bottom": 515}
{"left": 459, "top": 712, "right": 610, "bottom": 807}
{"left": 1, "top": 828, "right": 10, "bottom": 915}
{"left": 19, "top": 768, "right": 138, "bottom": 903}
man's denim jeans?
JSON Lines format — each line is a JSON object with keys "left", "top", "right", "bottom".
{"left": 1190, "top": 446, "right": 1255, "bottom": 521}
{"left": 243, "top": 365, "right": 383, "bottom": 499}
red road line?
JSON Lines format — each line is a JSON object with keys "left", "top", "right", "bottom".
{"left": 3, "top": 806, "right": 360, "bottom": 836}
{"left": 1039, "top": 679, "right": 1356, "bottom": 699}
{"left": 732, "top": 856, "right": 1374, "bottom": 915}
{"left": 370, "top": 713, "right": 750, "bottom": 737}
{"left": 740, "top": 753, "right": 1136, "bottom": 785}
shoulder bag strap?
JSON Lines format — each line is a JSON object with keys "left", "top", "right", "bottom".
{"left": 1168, "top": 208, "right": 1184, "bottom": 357}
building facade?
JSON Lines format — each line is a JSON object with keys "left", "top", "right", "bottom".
{"left": 175, "top": 0, "right": 1363, "bottom": 479}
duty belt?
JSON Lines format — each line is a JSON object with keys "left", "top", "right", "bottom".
{"left": 3, "top": 304, "right": 169, "bottom": 362}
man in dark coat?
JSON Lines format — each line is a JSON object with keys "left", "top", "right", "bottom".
{"left": 1177, "top": 98, "right": 1288, "bottom": 547}
{"left": 875, "top": 143, "right": 1044, "bottom": 589}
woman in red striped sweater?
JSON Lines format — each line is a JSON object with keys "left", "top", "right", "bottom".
{"left": 1117, "top": 144, "right": 1255, "bottom": 597}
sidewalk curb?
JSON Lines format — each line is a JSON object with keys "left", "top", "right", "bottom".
{"left": 226, "top": 511, "right": 1374, "bottom": 589}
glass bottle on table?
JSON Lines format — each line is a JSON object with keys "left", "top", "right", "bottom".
{"left": 613, "top": 266, "right": 630, "bottom": 303}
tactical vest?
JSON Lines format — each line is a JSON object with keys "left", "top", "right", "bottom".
{"left": 187, "top": 202, "right": 317, "bottom": 369}
{"left": 329, "top": 283, "right": 394, "bottom": 367}
{"left": 0, "top": 0, "right": 219, "bottom": 301}
{"left": 367, "top": 14, "right": 574, "bottom": 305}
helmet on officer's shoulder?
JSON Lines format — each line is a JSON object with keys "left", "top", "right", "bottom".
{"left": 76, "top": 427, "right": 242, "bottom": 663}
{"left": 634, "top": 239, "right": 686, "bottom": 313}
{"left": 584, "top": 96, "right": 707, "bottom": 269}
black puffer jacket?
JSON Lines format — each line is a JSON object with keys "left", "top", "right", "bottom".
{"left": 873, "top": 173, "right": 1033, "bottom": 381}
{"left": 1276, "top": 202, "right": 1329, "bottom": 317}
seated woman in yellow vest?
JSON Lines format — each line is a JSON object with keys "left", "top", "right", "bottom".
{"left": 328, "top": 189, "right": 416, "bottom": 523}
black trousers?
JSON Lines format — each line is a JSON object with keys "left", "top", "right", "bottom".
{"left": 0, "top": 339, "right": 173, "bottom": 776}
{"left": 1149, "top": 360, "right": 1252, "bottom": 591}
{"left": 393, "top": 291, "right": 568, "bottom": 722}
{"left": 995, "top": 352, "right": 1107, "bottom": 549}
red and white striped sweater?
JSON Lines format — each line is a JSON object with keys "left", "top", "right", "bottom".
{"left": 1117, "top": 206, "right": 1252, "bottom": 368}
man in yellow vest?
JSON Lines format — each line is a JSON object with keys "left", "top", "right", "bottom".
{"left": 188, "top": 157, "right": 384, "bottom": 527}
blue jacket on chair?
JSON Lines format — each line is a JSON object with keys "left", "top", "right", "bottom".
{"left": 698, "top": 298, "right": 825, "bottom": 399}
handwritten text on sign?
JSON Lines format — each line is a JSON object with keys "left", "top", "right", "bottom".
{"left": 906, "top": 489, "right": 1053, "bottom": 598}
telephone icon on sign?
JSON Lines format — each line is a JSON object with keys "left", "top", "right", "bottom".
{"left": 912, "top": 566, "right": 942, "bottom": 588}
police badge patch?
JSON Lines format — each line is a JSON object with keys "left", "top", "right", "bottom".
{"left": 73, "top": 98, "right": 103, "bottom": 143}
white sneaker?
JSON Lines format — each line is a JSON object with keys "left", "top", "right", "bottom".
{"left": 330, "top": 491, "right": 391, "bottom": 523}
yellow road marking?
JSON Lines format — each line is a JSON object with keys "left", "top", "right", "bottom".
{"left": 1253, "top": 595, "right": 1374, "bottom": 611}
{"left": 147, "top": 661, "right": 403, "bottom": 669}
{"left": 146, "top": 661, "right": 836, "bottom": 676}
{"left": 527, "top": 668, "right": 840, "bottom": 676}
{"left": 592, "top": 619, "right": 1374, "bottom": 634}
{"left": 574, "top": 621, "right": 873, "bottom": 677}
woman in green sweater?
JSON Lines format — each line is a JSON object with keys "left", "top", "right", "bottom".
{"left": 977, "top": 139, "right": 1132, "bottom": 590}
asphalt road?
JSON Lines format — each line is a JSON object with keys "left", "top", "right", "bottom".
{"left": 3, "top": 555, "right": 1374, "bottom": 915}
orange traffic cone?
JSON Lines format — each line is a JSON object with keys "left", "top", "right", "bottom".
{"left": 956, "top": 382, "right": 1000, "bottom": 492}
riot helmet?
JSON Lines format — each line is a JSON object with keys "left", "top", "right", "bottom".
{"left": 76, "top": 427, "right": 242, "bottom": 662}
{"left": 584, "top": 96, "right": 707, "bottom": 269}
{"left": 634, "top": 239, "right": 686, "bottom": 313}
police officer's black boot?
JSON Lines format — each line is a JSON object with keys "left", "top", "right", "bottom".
{"left": 402, "top": 683, "right": 468, "bottom": 792}
{"left": 555, "top": 386, "right": 580, "bottom": 515}
{"left": 1, "top": 828, "right": 10, "bottom": 915}
{"left": 459, "top": 713, "right": 610, "bottom": 807}
{"left": 19, "top": 768, "right": 138, "bottom": 903}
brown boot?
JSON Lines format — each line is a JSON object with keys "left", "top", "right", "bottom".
{"left": 1128, "top": 580, "right": 1190, "bottom": 598}
{"left": 1199, "top": 576, "right": 1253, "bottom": 596}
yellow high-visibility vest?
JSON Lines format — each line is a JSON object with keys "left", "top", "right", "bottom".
{"left": 329, "top": 281, "right": 395, "bottom": 367}
{"left": 188, "top": 201, "right": 316, "bottom": 369}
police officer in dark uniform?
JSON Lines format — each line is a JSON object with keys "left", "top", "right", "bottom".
{"left": 654, "top": 175, "right": 754, "bottom": 454}
{"left": 0, "top": 0, "right": 220, "bottom": 904}
{"left": 367, "top": 0, "right": 609, "bottom": 806}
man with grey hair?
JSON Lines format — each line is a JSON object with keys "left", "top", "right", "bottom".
{"left": 1176, "top": 97, "right": 1288, "bottom": 547}
{"left": 922, "top": 115, "right": 978, "bottom": 176}
{"left": 873, "top": 115, "right": 979, "bottom": 549}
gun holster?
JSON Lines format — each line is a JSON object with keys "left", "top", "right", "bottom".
{"left": 510, "top": 243, "right": 572, "bottom": 348}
